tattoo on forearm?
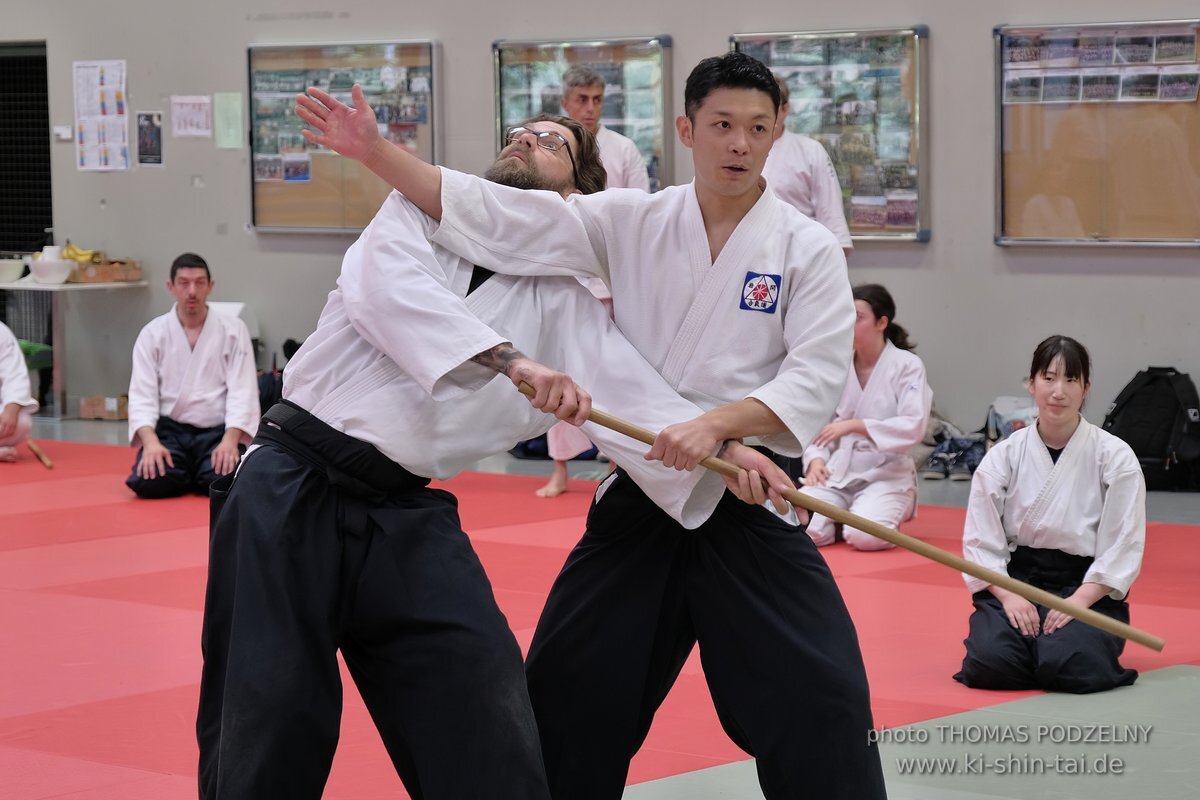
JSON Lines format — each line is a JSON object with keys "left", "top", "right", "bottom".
{"left": 471, "top": 343, "right": 526, "bottom": 378}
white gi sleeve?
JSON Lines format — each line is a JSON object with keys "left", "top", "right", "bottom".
{"left": 863, "top": 357, "right": 933, "bottom": 453}
{"left": 616, "top": 139, "right": 650, "bottom": 192}
{"left": 1085, "top": 451, "right": 1146, "bottom": 600}
{"left": 0, "top": 324, "right": 37, "bottom": 411}
{"left": 431, "top": 167, "right": 612, "bottom": 285}
{"left": 808, "top": 144, "right": 853, "bottom": 249}
{"left": 222, "top": 319, "right": 261, "bottom": 441}
{"left": 539, "top": 279, "right": 725, "bottom": 528}
{"left": 340, "top": 192, "right": 509, "bottom": 399}
{"left": 961, "top": 448, "right": 1015, "bottom": 594}
{"left": 748, "top": 235, "right": 854, "bottom": 456}
{"left": 127, "top": 324, "right": 161, "bottom": 445}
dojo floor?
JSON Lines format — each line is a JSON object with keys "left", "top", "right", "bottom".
{"left": 4, "top": 418, "right": 1200, "bottom": 799}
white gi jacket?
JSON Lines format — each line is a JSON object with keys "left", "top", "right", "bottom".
{"left": 431, "top": 169, "right": 854, "bottom": 459}
{"left": 0, "top": 322, "right": 38, "bottom": 412}
{"left": 962, "top": 419, "right": 1146, "bottom": 600}
{"left": 127, "top": 307, "right": 260, "bottom": 445}
{"left": 283, "top": 192, "right": 726, "bottom": 529}
{"left": 595, "top": 125, "right": 650, "bottom": 193}
{"left": 802, "top": 342, "right": 932, "bottom": 487}
{"left": 761, "top": 131, "right": 852, "bottom": 249}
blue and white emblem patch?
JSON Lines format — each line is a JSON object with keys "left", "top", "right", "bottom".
{"left": 739, "top": 272, "right": 781, "bottom": 314}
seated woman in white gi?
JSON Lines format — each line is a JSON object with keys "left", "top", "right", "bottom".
{"left": 0, "top": 321, "right": 39, "bottom": 462}
{"left": 125, "top": 253, "right": 259, "bottom": 498}
{"left": 799, "top": 284, "right": 932, "bottom": 550}
{"left": 955, "top": 335, "right": 1144, "bottom": 693}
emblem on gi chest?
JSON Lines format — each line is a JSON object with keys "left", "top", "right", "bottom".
{"left": 739, "top": 271, "right": 782, "bottom": 314}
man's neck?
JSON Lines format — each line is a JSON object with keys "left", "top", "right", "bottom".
{"left": 694, "top": 180, "right": 764, "bottom": 230}
{"left": 176, "top": 304, "right": 208, "bottom": 331}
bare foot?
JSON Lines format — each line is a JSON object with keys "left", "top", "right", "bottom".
{"left": 0, "top": 446, "right": 18, "bottom": 463}
{"left": 536, "top": 461, "right": 570, "bottom": 498}
{"left": 536, "top": 475, "right": 569, "bottom": 497}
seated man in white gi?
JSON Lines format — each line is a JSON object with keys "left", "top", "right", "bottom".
{"left": 0, "top": 320, "right": 39, "bottom": 462}
{"left": 125, "top": 253, "right": 259, "bottom": 498}
{"left": 199, "top": 111, "right": 793, "bottom": 799}
{"left": 297, "top": 51, "right": 885, "bottom": 800}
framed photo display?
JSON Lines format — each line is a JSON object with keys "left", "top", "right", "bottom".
{"left": 995, "top": 20, "right": 1200, "bottom": 246}
{"left": 248, "top": 41, "right": 440, "bottom": 232}
{"left": 733, "top": 26, "right": 930, "bottom": 241}
{"left": 493, "top": 36, "right": 672, "bottom": 191}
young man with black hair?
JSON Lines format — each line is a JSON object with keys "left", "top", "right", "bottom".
{"left": 297, "top": 52, "right": 886, "bottom": 799}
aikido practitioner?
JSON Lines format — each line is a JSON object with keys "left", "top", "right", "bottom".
{"left": 0, "top": 320, "right": 38, "bottom": 462}
{"left": 200, "top": 109, "right": 795, "bottom": 799}
{"left": 955, "top": 334, "right": 1145, "bottom": 693}
{"left": 125, "top": 253, "right": 259, "bottom": 498}
{"left": 298, "top": 50, "right": 886, "bottom": 800}
{"left": 800, "top": 284, "right": 932, "bottom": 550}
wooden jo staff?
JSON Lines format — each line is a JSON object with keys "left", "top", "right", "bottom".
{"left": 27, "top": 440, "right": 54, "bottom": 469}
{"left": 518, "top": 384, "right": 1165, "bottom": 652}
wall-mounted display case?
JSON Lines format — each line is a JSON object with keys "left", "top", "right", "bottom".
{"left": 493, "top": 36, "right": 672, "bottom": 191}
{"left": 733, "top": 27, "right": 930, "bottom": 241}
{"left": 249, "top": 40, "right": 440, "bottom": 232}
{"left": 995, "top": 20, "right": 1200, "bottom": 246}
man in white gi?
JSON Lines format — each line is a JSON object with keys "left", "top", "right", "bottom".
{"left": 0, "top": 320, "right": 38, "bottom": 462}
{"left": 200, "top": 109, "right": 794, "bottom": 800}
{"left": 761, "top": 74, "right": 853, "bottom": 256}
{"left": 296, "top": 51, "right": 886, "bottom": 800}
{"left": 125, "top": 253, "right": 259, "bottom": 498}
{"left": 561, "top": 64, "right": 650, "bottom": 192}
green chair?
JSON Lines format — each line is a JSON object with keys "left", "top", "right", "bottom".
{"left": 17, "top": 339, "right": 52, "bottom": 371}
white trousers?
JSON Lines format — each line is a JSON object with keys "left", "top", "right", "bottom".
{"left": 0, "top": 407, "right": 33, "bottom": 447}
{"left": 799, "top": 478, "right": 916, "bottom": 551}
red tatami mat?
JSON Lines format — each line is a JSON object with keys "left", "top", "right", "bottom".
{"left": 2, "top": 443, "right": 1197, "bottom": 798}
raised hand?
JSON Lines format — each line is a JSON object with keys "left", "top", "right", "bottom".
{"left": 294, "top": 84, "right": 380, "bottom": 162}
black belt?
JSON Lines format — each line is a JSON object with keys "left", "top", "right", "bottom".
{"left": 257, "top": 401, "right": 430, "bottom": 501}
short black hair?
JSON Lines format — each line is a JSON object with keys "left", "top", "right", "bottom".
{"left": 684, "top": 51, "right": 781, "bottom": 120}
{"left": 171, "top": 252, "right": 210, "bottom": 282}
{"left": 1029, "top": 335, "right": 1091, "bottom": 385}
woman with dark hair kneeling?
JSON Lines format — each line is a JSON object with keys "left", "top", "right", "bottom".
{"left": 955, "top": 335, "right": 1144, "bottom": 693}
{"left": 799, "top": 283, "right": 932, "bottom": 550}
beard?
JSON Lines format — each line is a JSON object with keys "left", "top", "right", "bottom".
{"left": 484, "top": 148, "right": 570, "bottom": 194}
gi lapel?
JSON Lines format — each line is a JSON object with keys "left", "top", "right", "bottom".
{"left": 169, "top": 308, "right": 218, "bottom": 421}
{"left": 1023, "top": 419, "right": 1090, "bottom": 536}
{"left": 660, "top": 186, "right": 777, "bottom": 386}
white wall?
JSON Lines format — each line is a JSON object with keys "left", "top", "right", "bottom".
{"left": 4, "top": 0, "right": 1197, "bottom": 426}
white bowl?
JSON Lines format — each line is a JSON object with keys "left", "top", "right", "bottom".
{"left": 30, "top": 258, "right": 73, "bottom": 284}
{"left": 0, "top": 259, "right": 24, "bottom": 282}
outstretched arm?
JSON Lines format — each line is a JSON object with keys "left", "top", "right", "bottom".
{"left": 295, "top": 84, "right": 442, "bottom": 219}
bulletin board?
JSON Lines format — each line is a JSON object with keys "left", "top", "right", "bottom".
{"left": 995, "top": 20, "right": 1200, "bottom": 246}
{"left": 732, "top": 27, "right": 930, "bottom": 241}
{"left": 493, "top": 36, "right": 672, "bottom": 191}
{"left": 248, "top": 41, "right": 440, "bottom": 232}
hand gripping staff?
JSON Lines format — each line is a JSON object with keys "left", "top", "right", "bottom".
{"left": 517, "top": 383, "right": 1165, "bottom": 652}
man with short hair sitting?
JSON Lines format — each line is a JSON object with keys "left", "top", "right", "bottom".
{"left": 125, "top": 253, "right": 259, "bottom": 498}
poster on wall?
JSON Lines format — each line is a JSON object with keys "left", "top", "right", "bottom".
{"left": 171, "top": 95, "right": 213, "bottom": 137}
{"left": 136, "top": 111, "right": 163, "bottom": 166}
{"left": 73, "top": 59, "right": 129, "bottom": 171}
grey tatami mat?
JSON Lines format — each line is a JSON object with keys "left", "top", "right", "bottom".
{"left": 624, "top": 665, "right": 1200, "bottom": 800}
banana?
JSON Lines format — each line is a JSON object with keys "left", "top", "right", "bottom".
{"left": 63, "top": 241, "right": 104, "bottom": 264}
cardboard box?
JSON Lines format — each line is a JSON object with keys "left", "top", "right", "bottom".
{"left": 68, "top": 259, "right": 143, "bottom": 284}
{"left": 79, "top": 395, "right": 128, "bottom": 420}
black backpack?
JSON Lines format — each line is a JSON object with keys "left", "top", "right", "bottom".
{"left": 1102, "top": 366, "right": 1200, "bottom": 491}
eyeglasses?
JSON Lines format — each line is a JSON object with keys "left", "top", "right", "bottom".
{"left": 505, "top": 126, "right": 579, "bottom": 189}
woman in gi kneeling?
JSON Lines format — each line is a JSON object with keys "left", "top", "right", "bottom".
{"left": 955, "top": 334, "right": 1144, "bottom": 694}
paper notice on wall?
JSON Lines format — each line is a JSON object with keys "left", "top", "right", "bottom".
{"left": 73, "top": 60, "right": 129, "bottom": 171}
{"left": 213, "top": 92, "right": 243, "bottom": 149}
{"left": 171, "top": 95, "right": 213, "bottom": 137}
